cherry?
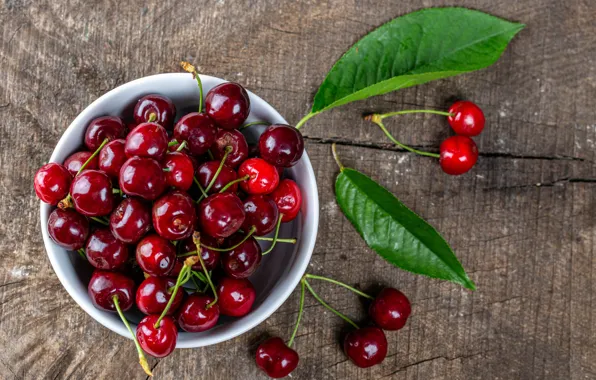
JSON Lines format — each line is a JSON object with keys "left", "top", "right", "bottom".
{"left": 63, "top": 151, "right": 99, "bottom": 176}
{"left": 136, "top": 315, "right": 178, "bottom": 358}
{"left": 88, "top": 270, "right": 135, "bottom": 311}
{"left": 136, "top": 276, "right": 184, "bottom": 315}
{"left": 70, "top": 170, "right": 114, "bottom": 216}
{"left": 258, "top": 124, "right": 304, "bottom": 168}
{"left": 242, "top": 195, "right": 279, "bottom": 236}
{"left": 198, "top": 193, "right": 245, "bottom": 238}
{"left": 152, "top": 191, "right": 197, "bottom": 241}
{"left": 439, "top": 135, "right": 478, "bottom": 175}
{"left": 271, "top": 179, "right": 302, "bottom": 222}
{"left": 255, "top": 337, "right": 299, "bottom": 379}
{"left": 133, "top": 94, "right": 177, "bottom": 130}
{"left": 211, "top": 129, "right": 249, "bottom": 168}
{"left": 343, "top": 327, "right": 388, "bottom": 368}
{"left": 447, "top": 101, "right": 485, "bottom": 136}
{"left": 34, "top": 163, "right": 72, "bottom": 205}
{"left": 86, "top": 228, "right": 129, "bottom": 270}
{"left": 119, "top": 156, "right": 166, "bottom": 200}
{"left": 98, "top": 139, "right": 127, "bottom": 178}
{"left": 173, "top": 113, "right": 217, "bottom": 156}
{"left": 196, "top": 160, "right": 238, "bottom": 194}
{"left": 136, "top": 234, "right": 176, "bottom": 276}
{"left": 221, "top": 234, "right": 262, "bottom": 279}
{"left": 109, "top": 197, "right": 151, "bottom": 243}
{"left": 217, "top": 276, "right": 256, "bottom": 317}
{"left": 368, "top": 288, "right": 411, "bottom": 331}
{"left": 177, "top": 294, "right": 220, "bottom": 332}
{"left": 205, "top": 82, "right": 250, "bottom": 129}
{"left": 238, "top": 158, "right": 280, "bottom": 195}
{"left": 47, "top": 208, "right": 89, "bottom": 249}
{"left": 84, "top": 116, "right": 126, "bottom": 151}
{"left": 179, "top": 235, "right": 220, "bottom": 271}
{"left": 125, "top": 122, "right": 168, "bottom": 160}
{"left": 162, "top": 152, "right": 194, "bottom": 191}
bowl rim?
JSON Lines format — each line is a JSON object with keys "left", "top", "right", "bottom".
{"left": 39, "top": 72, "right": 319, "bottom": 348}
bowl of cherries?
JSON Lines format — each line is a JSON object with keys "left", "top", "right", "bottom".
{"left": 34, "top": 64, "right": 318, "bottom": 375}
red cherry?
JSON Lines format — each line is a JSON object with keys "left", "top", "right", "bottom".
{"left": 47, "top": 208, "right": 89, "bottom": 250}
{"left": 136, "top": 276, "right": 184, "bottom": 315}
{"left": 368, "top": 288, "right": 411, "bottom": 331}
{"left": 109, "top": 197, "right": 151, "bottom": 244}
{"left": 242, "top": 195, "right": 279, "bottom": 236}
{"left": 34, "top": 163, "right": 72, "bottom": 205}
{"left": 198, "top": 193, "right": 245, "bottom": 239}
{"left": 238, "top": 158, "right": 280, "bottom": 195}
{"left": 179, "top": 235, "right": 220, "bottom": 271}
{"left": 255, "top": 337, "right": 299, "bottom": 378}
{"left": 119, "top": 156, "right": 166, "bottom": 200}
{"left": 205, "top": 82, "right": 250, "bottom": 130}
{"left": 88, "top": 270, "right": 135, "bottom": 311}
{"left": 152, "top": 191, "right": 197, "bottom": 241}
{"left": 86, "top": 228, "right": 129, "bottom": 270}
{"left": 343, "top": 327, "right": 388, "bottom": 368}
{"left": 221, "top": 234, "right": 262, "bottom": 279}
{"left": 84, "top": 116, "right": 126, "bottom": 151}
{"left": 70, "top": 170, "right": 114, "bottom": 216}
{"left": 447, "top": 101, "right": 485, "bottom": 136}
{"left": 211, "top": 129, "right": 249, "bottom": 168}
{"left": 258, "top": 124, "right": 304, "bottom": 167}
{"left": 162, "top": 152, "right": 194, "bottom": 191}
{"left": 133, "top": 94, "right": 177, "bottom": 130}
{"left": 136, "top": 315, "right": 178, "bottom": 358}
{"left": 99, "top": 139, "right": 127, "bottom": 178}
{"left": 125, "top": 122, "right": 168, "bottom": 160}
{"left": 63, "top": 151, "right": 99, "bottom": 176}
{"left": 136, "top": 234, "right": 176, "bottom": 276}
{"left": 173, "top": 112, "right": 217, "bottom": 156}
{"left": 271, "top": 179, "right": 302, "bottom": 222}
{"left": 439, "top": 135, "right": 478, "bottom": 175}
{"left": 177, "top": 294, "right": 220, "bottom": 332}
{"left": 217, "top": 277, "right": 256, "bottom": 317}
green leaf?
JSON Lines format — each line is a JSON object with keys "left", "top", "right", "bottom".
{"left": 335, "top": 168, "right": 475, "bottom": 290}
{"left": 310, "top": 7, "right": 523, "bottom": 115}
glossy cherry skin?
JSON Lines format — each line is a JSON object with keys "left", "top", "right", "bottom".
{"left": 136, "top": 276, "right": 183, "bottom": 315}
{"left": 119, "top": 157, "right": 166, "bottom": 200}
{"left": 271, "top": 179, "right": 302, "bottom": 222}
{"left": 205, "top": 82, "right": 250, "bottom": 129}
{"left": 177, "top": 294, "right": 220, "bottom": 332}
{"left": 211, "top": 129, "right": 249, "bottom": 168}
{"left": 136, "top": 234, "right": 176, "bottom": 276}
{"left": 162, "top": 152, "right": 194, "bottom": 191}
{"left": 179, "top": 235, "right": 220, "bottom": 271}
{"left": 238, "top": 158, "right": 280, "bottom": 195}
{"left": 173, "top": 112, "right": 217, "bottom": 156}
{"left": 136, "top": 315, "right": 178, "bottom": 358}
{"left": 70, "top": 170, "right": 114, "bottom": 216}
{"left": 259, "top": 124, "right": 304, "bottom": 168}
{"left": 344, "top": 327, "right": 388, "bottom": 368}
{"left": 439, "top": 135, "right": 478, "bottom": 175}
{"left": 34, "top": 163, "right": 72, "bottom": 205}
{"left": 125, "top": 122, "right": 168, "bottom": 160}
{"left": 447, "top": 101, "right": 485, "bottom": 136}
{"left": 217, "top": 277, "right": 256, "bottom": 317}
{"left": 84, "top": 116, "right": 126, "bottom": 151}
{"left": 256, "top": 337, "right": 299, "bottom": 379}
{"left": 242, "top": 195, "right": 279, "bottom": 236}
{"left": 134, "top": 94, "right": 177, "bottom": 130}
{"left": 98, "top": 139, "right": 127, "bottom": 178}
{"left": 109, "top": 197, "right": 151, "bottom": 243}
{"left": 221, "top": 234, "right": 262, "bottom": 279}
{"left": 152, "top": 191, "right": 197, "bottom": 241}
{"left": 47, "top": 208, "right": 89, "bottom": 249}
{"left": 88, "top": 270, "right": 135, "bottom": 311}
{"left": 196, "top": 160, "right": 238, "bottom": 194}
{"left": 369, "top": 288, "right": 411, "bottom": 331}
{"left": 63, "top": 151, "right": 99, "bottom": 176}
{"left": 85, "top": 228, "right": 128, "bottom": 270}
{"left": 198, "top": 193, "right": 245, "bottom": 238}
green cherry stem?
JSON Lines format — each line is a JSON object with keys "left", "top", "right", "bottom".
{"left": 200, "top": 226, "right": 256, "bottom": 252}
{"left": 193, "top": 232, "right": 218, "bottom": 308}
{"left": 77, "top": 248, "right": 86, "bottom": 260}
{"left": 90, "top": 216, "right": 109, "bottom": 226}
{"left": 374, "top": 109, "right": 453, "bottom": 119}
{"left": 191, "top": 270, "right": 208, "bottom": 283}
{"left": 204, "top": 146, "right": 233, "bottom": 194}
{"left": 162, "top": 167, "right": 172, "bottom": 172}
{"left": 112, "top": 188, "right": 122, "bottom": 195}
{"left": 262, "top": 214, "right": 284, "bottom": 255}
{"left": 190, "top": 274, "right": 201, "bottom": 292}
{"left": 218, "top": 175, "right": 249, "bottom": 194}
{"left": 240, "top": 121, "right": 271, "bottom": 130}
{"left": 193, "top": 176, "right": 209, "bottom": 198}
{"left": 331, "top": 143, "right": 345, "bottom": 172}
{"left": 254, "top": 236, "right": 296, "bottom": 244}
{"left": 304, "top": 274, "right": 373, "bottom": 300}
{"left": 181, "top": 61, "right": 204, "bottom": 114}
{"left": 168, "top": 139, "right": 179, "bottom": 147}
{"left": 365, "top": 115, "right": 440, "bottom": 158}
{"left": 295, "top": 111, "right": 318, "bottom": 130}
{"left": 303, "top": 279, "right": 359, "bottom": 329}
{"left": 78, "top": 138, "right": 109, "bottom": 175}
{"left": 287, "top": 280, "right": 306, "bottom": 347}
{"left": 176, "top": 141, "right": 188, "bottom": 152}
{"left": 154, "top": 261, "right": 194, "bottom": 328}
{"left": 148, "top": 113, "right": 157, "bottom": 123}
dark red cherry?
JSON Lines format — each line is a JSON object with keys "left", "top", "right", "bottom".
{"left": 125, "top": 122, "right": 168, "bottom": 160}
{"left": 34, "top": 163, "right": 72, "bottom": 205}
{"left": 205, "top": 82, "right": 250, "bottom": 129}
{"left": 343, "top": 327, "right": 388, "bottom": 368}
{"left": 136, "top": 315, "right": 178, "bottom": 358}
{"left": 47, "top": 208, "right": 89, "bottom": 250}
{"left": 63, "top": 151, "right": 99, "bottom": 176}
{"left": 162, "top": 152, "right": 194, "bottom": 191}
{"left": 211, "top": 129, "right": 249, "bottom": 168}
{"left": 255, "top": 337, "right": 299, "bottom": 379}
{"left": 368, "top": 288, "right": 411, "bottom": 330}
{"left": 109, "top": 197, "right": 151, "bottom": 243}
{"left": 217, "top": 277, "right": 256, "bottom": 317}
{"left": 133, "top": 94, "right": 177, "bottom": 130}
{"left": 88, "top": 270, "right": 135, "bottom": 311}
{"left": 179, "top": 235, "right": 220, "bottom": 271}
{"left": 238, "top": 158, "right": 280, "bottom": 195}
{"left": 85, "top": 228, "right": 128, "bottom": 270}
{"left": 271, "top": 179, "right": 302, "bottom": 222}
{"left": 198, "top": 193, "right": 245, "bottom": 238}
{"left": 136, "top": 276, "right": 184, "bottom": 315}
{"left": 136, "top": 234, "right": 176, "bottom": 276}
{"left": 447, "top": 101, "right": 485, "bottom": 136}
{"left": 70, "top": 170, "right": 114, "bottom": 216}
{"left": 221, "top": 234, "right": 262, "bottom": 279}
{"left": 177, "top": 294, "right": 220, "bottom": 332}
{"left": 242, "top": 195, "right": 279, "bottom": 236}
{"left": 439, "top": 135, "right": 478, "bottom": 175}
{"left": 84, "top": 116, "right": 126, "bottom": 151}
{"left": 195, "top": 161, "right": 238, "bottom": 194}
{"left": 99, "top": 139, "right": 127, "bottom": 178}
{"left": 152, "top": 191, "right": 197, "bottom": 241}
{"left": 258, "top": 124, "right": 304, "bottom": 168}
{"left": 173, "top": 112, "right": 217, "bottom": 156}
{"left": 119, "top": 157, "right": 166, "bottom": 200}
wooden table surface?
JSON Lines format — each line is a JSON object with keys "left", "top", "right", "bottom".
{"left": 1, "top": 0, "right": 595, "bottom": 379}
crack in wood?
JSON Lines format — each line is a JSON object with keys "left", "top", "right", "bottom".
{"left": 483, "top": 177, "right": 596, "bottom": 191}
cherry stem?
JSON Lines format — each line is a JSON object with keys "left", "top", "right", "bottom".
{"left": 255, "top": 236, "right": 296, "bottom": 244}
{"left": 180, "top": 61, "right": 204, "bottom": 114}
{"left": 154, "top": 264, "right": 190, "bottom": 328}
{"left": 240, "top": 121, "right": 271, "bottom": 130}
{"left": 77, "top": 248, "right": 86, "bottom": 260}
{"left": 90, "top": 216, "right": 109, "bottom": 226}
{"left": 78, "top": 138, "right": 108, "bottom": 175}
{"left": 190, "top": 275, "right": 201, "bottom": 291}
{"left": 58, "top": 194, "right": 72, "bottom": 209}
{"left": 148, "top": 113, "right": 157, "bottom": 123}
{"left": 113, "top": 188, "right": 121, "bottom": 195}
{"left": 162, "top": 167, "right": 172, "bottom": 172}
{"left": 193, "top": 176, "right": 209, "bottom": 198}
{"left": 331, "top": 143, "right": 345, "bottom": 172}
{"left": 287, "top": 280, "right": 305, "bottom": 347}
{"left": 295, "top": 111, "right": 318, "bottom": 130}
{"left": 112, "top": 295, "right": 152, "bottom": 377}
{"left": 191, "top": 270, "right": 208, "bottom": 284}
{"left": 193, "top": 232, "right": 218, "bottom": 308}
{"left": 262, "top": 214, "right": 284, "bottom": 255}
{"left": 366, "top": 117, "right": 440, "bottom": 158}
{"left": 203, "top": 146, "right": 233, "bottom": 195}
{"left": 303, "top": 279, "right": 359, "bottom": 329}
{"left": 304, "top": 274, "right": 373, "bottom": 299}
{"left": 168, "top": 139, "right": 179, "bottom": 147}
{"left": 218, "top": 175, "right": 250, "bottom": 194}
{"left": 373, "top": 109, "right": 453, "bottom": 119}
{"left": 200, "top": 226, "right": 256, "bottom": 252}
{"left": 176, "top": 141, "right": 188, "bottom": 152}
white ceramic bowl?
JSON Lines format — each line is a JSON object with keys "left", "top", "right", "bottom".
{"left": 40, "top": 73, "right": 319, "bottom": 348}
